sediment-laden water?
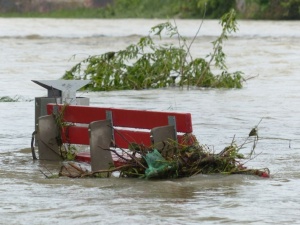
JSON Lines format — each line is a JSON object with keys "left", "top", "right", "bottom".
{"left": 0, "top": 18, "right": 300, "bottom": 225}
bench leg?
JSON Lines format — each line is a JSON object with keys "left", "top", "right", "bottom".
{"left": 89, "top": 120, "right": 114, "bottom": 172}
{"left": 37, "top": 115, "right": 62, "bottom": 161}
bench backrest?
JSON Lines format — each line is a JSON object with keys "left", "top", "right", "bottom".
{"left": 47, "top": 104, "right": 193, "bottom": 149}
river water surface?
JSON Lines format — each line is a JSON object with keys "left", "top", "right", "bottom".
{"left": 0, "top": 18, "right": 300, "bottom": 225}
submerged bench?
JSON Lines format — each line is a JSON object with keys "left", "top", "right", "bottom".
{"left": 37, "top": 103, "right": 195, "bottom": 172}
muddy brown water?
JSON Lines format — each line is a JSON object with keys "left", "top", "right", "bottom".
{"left": 0, "top": 18, "right": 300, "bottom": 224}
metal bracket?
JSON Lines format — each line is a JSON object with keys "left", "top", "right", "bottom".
{"left": 89, "top": 120, "right": 114, "bottom": 173}
{"left": 150, "top": 115, "right": 178, "bottom": 151}
{"left": 37, "top": 115, "right": 61, "bottom": 161}
{"left": 32, "top": 80, "right": 90, "bottom": 105}
{"left": 168, "top": 116, "right": 178, "bottom": 142}
{"left": 106, "top": 110, "right": 114, "bottom": 143}
{"left": 53, "top": 105, "right": 59, "bottom": 116}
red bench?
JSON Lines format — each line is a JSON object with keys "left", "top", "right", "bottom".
{"left": 37, "top": 103, "right": 195, "bottom": 171}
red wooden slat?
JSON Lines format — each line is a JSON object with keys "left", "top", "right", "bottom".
{"left": 61, "top": 126, "right": 89, "bottom": 145}
{"left": 61, "top": 125, "right": 194, "bottom": 148}
{"left": 75, "top": 152, "right": 91, "bottom": 163}
{"left": 61, "top": 126, "right": 152, "bottom": 148}
{"left": 47, "top": 104, "right": 193, "bottom": 133}
{"left": 47, "top": 104, "right": 108, "bottom": 124}
{"left": 75, "top": 152, "right": 126, "bottom": 167}
{"left": 107, "top": 108, "right": 193, "bottom": 133}
{"left": 114, "top": 129, "right": 152, "bottom": 148}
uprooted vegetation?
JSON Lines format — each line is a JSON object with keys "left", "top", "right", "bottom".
{"left": 0, "top": 96, "right": 20, "bottom": 102}
{"left": 63, "top": 9, "right": 245, "bottom": 91}
{"left": 58, "top": 130, "right": 270, "bottom": 179}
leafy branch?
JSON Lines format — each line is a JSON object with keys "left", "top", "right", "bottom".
{"left": 63, "top": 9, "right": 244, "bottom": 91}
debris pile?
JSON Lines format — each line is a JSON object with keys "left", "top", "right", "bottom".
{"left": 59, "top": 134, "right": 270, "bottom": 179}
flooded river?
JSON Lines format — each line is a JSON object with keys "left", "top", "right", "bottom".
{"left": 0, "top": 18, "right": 300, "bottom": 224}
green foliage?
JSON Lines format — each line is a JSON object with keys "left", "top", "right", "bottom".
{"left": 0, "top": 96, "right": 20, "bottom": 102}
{"left": 250, "top": 0, "right": 300, "bottom": 19}
{"left": 52, "top": 104, "right": 78, "bottom": 161}
{"left": 0, "top": 0, "right": 299, "bottom": 19}
{"left": 194, "top": 0, "right": 237, "bottom": 18}
{"left": 99, "top": 0, "right": 236, "bottom": 19}
{"left": 63, "top": 9, "right": 244, "bottom": 91}
{"left": 63, "top": 145, "right": 78, "bottom": 161}
{"left": 279, "top": 0, "right": 300, "bottom": 19}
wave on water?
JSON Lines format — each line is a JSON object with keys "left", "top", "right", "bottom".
{"left": 1, "top": 19, "right": 300, "bottom": 39}
{"left": 0, "top": 33, "right": 144, "bottom": 40}
{"left": 1, "top": 33, "right": 299, "bottom": 41}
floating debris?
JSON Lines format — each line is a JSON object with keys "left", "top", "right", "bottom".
{"left": 0, "top": 96, "right": 20, "bottom": 102}
{"left": 58, "top": 134, "right": 270, "bottom": 179}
